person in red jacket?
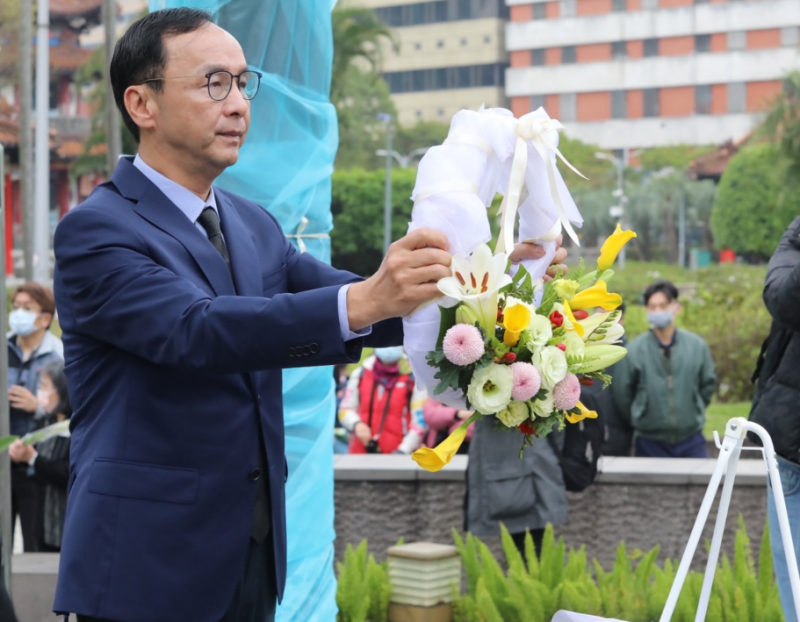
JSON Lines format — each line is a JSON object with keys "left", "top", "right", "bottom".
{"left": 422, "top": 399, "right": 474, "bottom": 452}
{"left": 338, "top": 347, "right": 426, "bottom": 454}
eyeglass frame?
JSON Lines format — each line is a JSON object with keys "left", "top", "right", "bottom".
{"left": 140, "top": 69, "right": 263, "bottom": 101}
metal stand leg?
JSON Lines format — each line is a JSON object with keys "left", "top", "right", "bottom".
{"left": 659, "top": 418, "right": 800, "bottom": 622}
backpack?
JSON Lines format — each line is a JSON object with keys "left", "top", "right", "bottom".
{"left": 547, "top": 410, "right": 605, "bottom": 493}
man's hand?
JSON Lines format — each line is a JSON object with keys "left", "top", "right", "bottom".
{"left": 9, "top": 386, "right": 38, "bottom": 413}
{"left": 347, "top": 228, "right": 452, "bottom": 331}
{"left": 353, "top": 421, "right": 372, "bottom": 446}
{"left": 509, "top": 234, "right": 568, "bottom": 282}
{"left": 8, "top": 439, "right": 36, "bottom": 464}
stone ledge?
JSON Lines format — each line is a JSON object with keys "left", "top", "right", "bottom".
{"left": 334, "top": 454, "right": 768, "bottom": 486}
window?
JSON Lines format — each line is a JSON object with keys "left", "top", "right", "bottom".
{"left": 728, "top": 82, "right": 745, "bottom": 113}
{"left": 384, "top": 63, "right": 505, "bottom": 93}
{"left": 728, "top": 31, "right": 746, "bottom": 50}
{"left": 434, "top": 1, "right": 448, "bottom": 21}
{"left": 695, "top": 85, "right": 712, "bottom": 114}
{"left": 612, "top": 0, "right": 626, "bottom": 11}
{"left": 694, "top": 0, "right": 709, "bottom": 4}
{"left": 457, "top": 0, "right": 471, "bottom": 19}
{"left": 561, "top": 0, "right": 576, "bottom": 17}
{"left": 560, "top": 93, "right": 577, "bottom": 121}
{"left": 562, "top": 45, "right": 576, "bottom": 64}
{"left": 531, "top": 95, "right": 546, "bottom": 110}
{"left": 434, "top": 68, "right": 448, "bottom": 90}
{"left": 533, "top": 2, "right": 547, "bottom": 18}
{"left": 411, "top": 70, "right": 425, "bottom": 92}
{"left": 412, "top": 3, "right": 425, "bottom": 24}
{"left": 612, "top": 41, "right": 627, "bottom": 58}
{"left": 611, "top": 91, "right": 627, "bottom": 119}
{"left": 532, "top": 49, "right": 546, "bottom": 65}
{"left": 643, "top": 88, "right": 659, "bottom": 117}
{"left": 643, "top": 38, "right": 659, "bottom": 57}
{"left": 461, "top": 38, "right": 468, "bottom": 46}
{"left": 642, "top": 0, "right": 657, "bottom": 8}
{"left": 695, "top": 34, "right": 711, "bottom": 52}
{"left": 781, "top": 27, "right": 799, "bottom": 47}
{"left": 437, "top": 40, "right": 445, "bottom": 48}
{"left": 456, "top": 65, "right": 472, "bottom": 88}
{"left": 484, "top": 36, "right": 492, "bottom": 44}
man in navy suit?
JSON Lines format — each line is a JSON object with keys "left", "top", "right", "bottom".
{"left": 53, "top": 8, "right": 566, "bottom": 622}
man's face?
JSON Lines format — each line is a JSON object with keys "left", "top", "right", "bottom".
{"left": 645, "top": 291, "right": 679, "bottom": 326}
{"left": 146, "top": 23, "right": 251, "bottom": 178}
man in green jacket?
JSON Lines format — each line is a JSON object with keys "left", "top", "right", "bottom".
{"left": 614, "top": 280, "right": 716, "bottom": 457}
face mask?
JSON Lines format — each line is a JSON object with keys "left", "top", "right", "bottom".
{"left": 9, "top": 309, "right": 39, "bottom": 337}
{"left": 647, "top": 309, "right": 674, "bottom": 330}
{"left": 37, "top": 389, "right": 53, "bottom": 413}
{"left": 374, "top": 346, "right": 403, "bottom": 364}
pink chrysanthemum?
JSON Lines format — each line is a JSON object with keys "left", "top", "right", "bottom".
{"left": 510, "top": 362, "right": 541, "bottom": 402}
{"left": 443, "top": 324, "right": 485, "bottom": 366}
{"left": 553, "top": 373, "right": 581, "bottom": 411}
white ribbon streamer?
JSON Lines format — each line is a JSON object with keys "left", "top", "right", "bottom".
{"left": 496, "top": 113, "right": 587, "bottom": 255}
{"left": 286, "top": 217, "right": 329, "bottom": 254}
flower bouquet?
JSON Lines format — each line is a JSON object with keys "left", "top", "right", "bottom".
{"left": 411, "top": 226, "right": 636, "bottom": 472}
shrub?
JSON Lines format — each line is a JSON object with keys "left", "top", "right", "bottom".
{"left": 336, "top": 540, "right": 391, "bottom": 622}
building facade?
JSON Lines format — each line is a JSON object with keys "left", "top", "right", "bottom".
{"left": 346, "top": 0, "right": 510, "bottom": 125}
{"left": 505, "top": 0, "right": 800, "bottom": 150}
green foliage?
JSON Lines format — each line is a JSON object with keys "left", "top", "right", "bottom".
{"left": 336, "top": 540, "right": 392, "bottom": 622}
{"left": 451, "top": 519, "right": 784, "bottom": 622}
{"left": 710, "top": 144, "right": 800, "bottom": 260}
{"left": 759, "top": 71, "right": 800, "bottom": 176}
{"left": 330, "top": 167, "right": 417, "bottom": 276}
{"left": 639, "top": 145, "right": 718, "bottom": 171}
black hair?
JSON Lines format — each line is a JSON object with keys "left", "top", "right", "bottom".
{"left": 41, "top": 360, "right": 72, "bottom": 420}
{"left": 643, "top": 280, "right": 679, "bottom": 305}
{"left": 110, "top": 8, "right": 213, "bottom": 143}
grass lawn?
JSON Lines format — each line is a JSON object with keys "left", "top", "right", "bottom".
{"left": 704, "top": 400, "right": 751, "bottom": 439}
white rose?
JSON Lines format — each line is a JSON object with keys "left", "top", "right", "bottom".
{"left": 532, "top": 345, "right": 568, "bottom": 389}
{"left": 531, "top": 392, "right": 555, "bottom": 418}
{"left": 526, "top": 314, "right": 553, "bottom": 350}
{"left": 496, "top": 401, "right": 530, "bottom": 428}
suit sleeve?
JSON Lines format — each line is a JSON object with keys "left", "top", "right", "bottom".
{"left": 764, "top": 216, "right": 800, "bottom": 333}
{"left": 54, "top": 206, "right": 364, "bottom": 374}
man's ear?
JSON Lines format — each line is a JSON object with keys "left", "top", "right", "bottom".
{"left": 40, "top": 312, "right": 54, "bottom": 329}
{"left": 124, "top": 85, "right": 157, "bottom": 134}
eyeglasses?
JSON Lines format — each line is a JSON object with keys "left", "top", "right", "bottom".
{"left": 141, "top": 70, "right": 262, "bottom": 102}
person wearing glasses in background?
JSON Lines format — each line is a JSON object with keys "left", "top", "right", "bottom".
{"left": 52, "top": 9, "right": 564, "bottom": 621}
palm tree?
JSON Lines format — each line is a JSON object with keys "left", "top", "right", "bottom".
{"left": 330, "top": 7, "right": 395, "bottom": 106}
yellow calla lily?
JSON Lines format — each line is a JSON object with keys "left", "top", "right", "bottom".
{"left": 503, "top": 303, "right": 531, "bottom": 346}
{"left": 565, "top": 401, "right": 599, "bottom": 424}
{"left": 598, "top": 224, "right": 637, "bottom": 272}
{"left": 561, "top": 301, "right": 585, "bottom": 337}
{"left": 569, "top": 280, "right": 621, "bottom": 311}
{"left": 412, "top": 422, "right": 470, "bottom": 472}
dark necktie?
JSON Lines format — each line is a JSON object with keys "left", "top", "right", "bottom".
{"left": 197, "top": 205, "right": 270, "bottom": 542}
{"left": 197, "top": 207, "right": 231, "bottom": 273}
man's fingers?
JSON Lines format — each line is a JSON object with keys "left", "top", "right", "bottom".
{"left": 555, "top": 234, "right": 563, "bottom": 248}
{"left": 546, "top": 263, "right": 568, "bottom": 278}
{"left": 398, "top": 228, "right": 450, "bottom": 252}
{"left": 553, "top": 246, "right": 568, "bottom": 266}
{"left": 412, "top": 264, "right": 452, "bottom": 286}
{"left": 509, "top": 241, "right": 546, "bottom": 263}
{"left": 407, "top": 247, "right": 452, "bottom": 269}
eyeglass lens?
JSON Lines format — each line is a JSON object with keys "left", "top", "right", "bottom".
{"left": 208, "top": 71, "right": 260, "bottom": 101}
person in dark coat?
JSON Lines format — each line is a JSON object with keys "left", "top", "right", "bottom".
{"left": 8, "top": 359, "right": 72, "bottom": 552}
{"left": 749, "top": 216, "right": 800, "bottom": 622}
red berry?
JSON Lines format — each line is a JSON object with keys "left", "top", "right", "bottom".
{"left": 519, "top": 421, "right": 535, "bottom": 435}
{"left": 572, "top": 309, "right": 589, "bottom": 320}
{"left": 502, "top": 352, "right": 517, "bottom": 363}
{"left": 549, "top": 311, "right": 564, "bottom": 328}
{"left": 556, "top": 343, "right": 567, "bottom": 352}
{"left": 579, "top": 376, "right": 594, "bottom": 386}
{"left": 497, "top": 308, "right": 504, "bottom": 321}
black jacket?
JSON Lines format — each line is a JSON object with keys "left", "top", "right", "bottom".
{"left": 750, "top": 216, "right": 800, "bottom": 462}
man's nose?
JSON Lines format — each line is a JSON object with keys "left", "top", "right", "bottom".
{"left": 223, "top": 82, "right": 249, "bottom": 116}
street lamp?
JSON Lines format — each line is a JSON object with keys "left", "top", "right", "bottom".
{"left": 375, "top": 147, "right": 430, "bottom": 169}
{"left": 594, "top": 151, "right": 628, "bottom": 270}
{"left": 377, "top": 113, "right": 393, "bottom": 256}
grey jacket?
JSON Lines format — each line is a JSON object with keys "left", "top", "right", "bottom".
{"left": 466, "top": 416, "right": 567, "bottom": 537}
{"left": 750, "top": 216, "right": 800, "bottom": 462}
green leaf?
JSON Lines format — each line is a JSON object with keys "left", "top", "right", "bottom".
{"left": 0, "top": 435, "right": 19, "bottom": 454}
{"left": 436, "top": 304, "right": 459, "bottom": 350}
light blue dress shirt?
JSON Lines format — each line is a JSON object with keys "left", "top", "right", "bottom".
{"left": 132, "top": 155, "right": 370, "bottom": 342}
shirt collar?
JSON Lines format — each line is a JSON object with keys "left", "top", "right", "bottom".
{"left": 133, "top": 154, "right": 219, "bottom": 225}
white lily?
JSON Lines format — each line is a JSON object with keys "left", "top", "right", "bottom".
{"left": 438, "top": 243, "right": 512, "bottom": 333}
{"left": 579, "top": 310, "right": 625, "bottom": 344}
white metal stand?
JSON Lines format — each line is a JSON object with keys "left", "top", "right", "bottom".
{"left": 659, "top": 417, "right": 800, "bottom": 622}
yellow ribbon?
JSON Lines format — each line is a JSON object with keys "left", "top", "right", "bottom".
{"left": 495, "top": 113, "right": 587, "bottom": 256}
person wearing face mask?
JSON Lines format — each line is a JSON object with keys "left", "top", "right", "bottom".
{"left": 338, "top": 347, "right": 427, "bottom": 455}
{"left": 7, "top": 282, "right": 64, "bottom": 552}
{"left": 9, "top": 360, "right": 72, "bottom": 552}
{"left": 615, "top": 280, "right": 716, "bottom": 458}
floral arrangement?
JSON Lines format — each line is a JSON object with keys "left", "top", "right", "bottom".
{"left": 411, "top": 224, "right": 636, "bottom": 473}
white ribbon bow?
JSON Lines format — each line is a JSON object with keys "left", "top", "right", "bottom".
{"left": 495, "top": 111, "right": 587, "bottom": 256}
{"left": 286, "top": 217, "right": 329, "bottom": 254}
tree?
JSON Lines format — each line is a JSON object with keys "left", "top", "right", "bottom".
{"left": 760, "top": 71, "right": 800, "bottom": 173}
{"left": 710, "top": 143, "right": 800, "bottom": 260}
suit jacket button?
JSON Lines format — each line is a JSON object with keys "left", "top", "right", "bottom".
{"left": 250, "top": 468, "right": 260, "bottom": 481}
{"left": 287, "top": 347, "right": 295, "bottom": 357}
{"left": 309, "top": 343, "right": 319, "bottom": 354}
{"left": 302, "top": 345, "right": 311, "bottom": 356}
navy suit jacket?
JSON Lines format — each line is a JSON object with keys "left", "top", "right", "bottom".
{"left": 52, "top": 157, "right": 402, "bottom": 621}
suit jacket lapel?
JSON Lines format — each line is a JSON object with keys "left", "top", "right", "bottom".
{"left": 111, "top": 158, "right": 236, "bottom": 298}
{"left": 215, "top": 189, "right": 262, "bottom": 298}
